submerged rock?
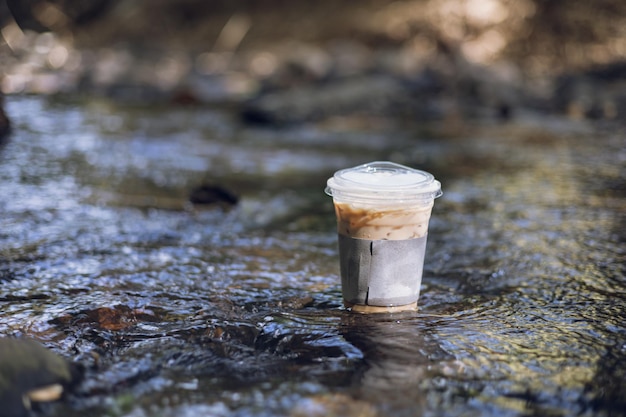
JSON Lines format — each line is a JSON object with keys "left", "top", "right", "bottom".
{"left": 189, "top": 183, "right": 239, "bottom": 207}
{"left": 0, "top": 338, "right": 81, "bottom": 417}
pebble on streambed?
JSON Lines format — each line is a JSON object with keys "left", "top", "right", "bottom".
{"left": 0, "top": 338, "right": 81, "bottom": 417}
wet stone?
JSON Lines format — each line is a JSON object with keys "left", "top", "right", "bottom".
{"left": 189, "top": 183, "right": 239, "bottom": 207}
{"left": 0, "top": 338, "right": 81, "bottom": 417}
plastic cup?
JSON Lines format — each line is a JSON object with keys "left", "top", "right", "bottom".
{"left": 325, "top": 161, "right": 442, "bottom": 313}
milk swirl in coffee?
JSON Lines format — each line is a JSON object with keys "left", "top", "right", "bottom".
{"left": 333, "top": 202, "right": 433, "bottom": 240}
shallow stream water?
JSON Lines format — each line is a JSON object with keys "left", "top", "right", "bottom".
{"left": 1, "top": 96, "right": 625, "bottom": 416}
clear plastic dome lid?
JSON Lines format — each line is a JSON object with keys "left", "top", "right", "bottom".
{"left": 325, "top": 161, "right": 442, "bottom": 202}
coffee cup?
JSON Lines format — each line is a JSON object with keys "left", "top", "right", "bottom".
{"left": 325, "top": 161, "right": 442, "bottom": 313}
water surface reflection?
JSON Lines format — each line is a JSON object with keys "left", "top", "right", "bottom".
{"left": 341, "top": 314, "right": 453, "bottom": 416}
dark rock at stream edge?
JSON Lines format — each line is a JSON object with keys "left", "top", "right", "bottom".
{"left": 0, "top": 338, "right": 83, "bottom": 417}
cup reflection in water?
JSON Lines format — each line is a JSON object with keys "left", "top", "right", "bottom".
{"left": 325, "top": 161, "right": 442, "bottom": 313}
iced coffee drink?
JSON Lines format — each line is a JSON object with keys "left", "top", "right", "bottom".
{"left": 333, "top": 202, "right": 433, "bottom": 240}
{"left": 325, "top": 161, "right": 441, "bottom": 313}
